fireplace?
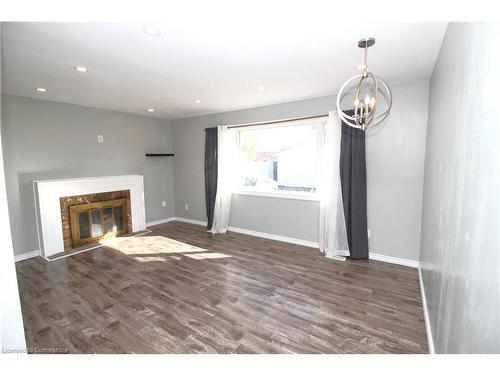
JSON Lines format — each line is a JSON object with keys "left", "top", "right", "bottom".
{"left": 60, "top": 190, "right": 131, "bottom": 250}
{"left": 34, "top": 175, "right": 146, "bottom": 258}
{"left": 69, "top": 198, "right": 129, "bottom": 248}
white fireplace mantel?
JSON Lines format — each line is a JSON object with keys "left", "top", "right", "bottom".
{"left": 33, "top": 175, "right": 146, "bottom": 258}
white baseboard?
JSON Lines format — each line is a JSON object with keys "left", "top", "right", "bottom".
{"left": 418, "top": 266, "right": 435, "bottom": 354}
{"left": 172, "top": 217, "right": 208, "bottom": 227}
{"left": 146, "top": 217, "right": 176, "bottom": 227}
{"left": 227, "top": 225, "right": 319, "bottom": 248}
{"left": 369, "top": 252, "right": 419, "bottom": 268}
{"left": 14, "top": 250, "right": 40, "bottom": 262}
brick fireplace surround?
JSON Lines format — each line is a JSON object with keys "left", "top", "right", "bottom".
{"left": 59, "top": 190, "right": 132, "bottom": 251}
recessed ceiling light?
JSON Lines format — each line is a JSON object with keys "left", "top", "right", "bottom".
{"left": 258, "top": 86, "right": 265, "bottom": 91}
{"left": 143, "top": 26, "right": 161, "bottom": 36}
{"left": 35, "top": 87, "right": 47, "bottom": 92}
{"left": 74, "top": 66, "right": 88, "bottom": 73}
{"left": 194, "top": 99, "right": 202, "bottom": 104}
{"left": 147, "top": 108, "right": 155, "bottom": 112}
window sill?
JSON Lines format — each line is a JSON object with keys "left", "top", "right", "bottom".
{"left": 232, "top": 190, "right": 320, "bottom": 201}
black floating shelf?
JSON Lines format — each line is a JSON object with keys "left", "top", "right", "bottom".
{"left": 145, "top": 153, "right": 175, "bottom": 157}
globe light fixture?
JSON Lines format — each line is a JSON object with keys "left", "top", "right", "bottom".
{"left": 336, "top": 38, "right": 392, "bottom": 131}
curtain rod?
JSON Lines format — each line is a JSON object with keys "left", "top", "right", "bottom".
{"left": 225, "top": 113, "right": 329, "bottom": 129}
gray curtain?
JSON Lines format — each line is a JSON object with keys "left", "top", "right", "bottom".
{"left": 340, "top": 113, "right": 369, "bottom": 259}
{"left": 204, "top": 127, "right": 218, "bottom": 231}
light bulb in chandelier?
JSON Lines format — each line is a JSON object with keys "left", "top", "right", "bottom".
{"left": 336, "top": 37, "right": 393, "bottom": 131}
{"left": 364, "top": 94, "right": 370, "bottom": 106}
{"left": 364, "top": 94, "right": 371, "bottom": 114}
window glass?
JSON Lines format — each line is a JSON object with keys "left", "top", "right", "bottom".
{"left": 236, "top": 121, "right": 321, "bottom": 195}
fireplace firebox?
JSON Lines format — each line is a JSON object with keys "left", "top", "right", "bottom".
{"left": 69, "top": 198, "right": 129, "bottom": 248}
{"left": 59, "top": 189, "right": 132, "bottom": 251}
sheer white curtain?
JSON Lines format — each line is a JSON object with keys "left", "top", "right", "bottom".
{"left": 318, "top": 111, "right": 350, "bottom": 259}
{"left": 209, "top": 125, "right": 237, "bottom": 234}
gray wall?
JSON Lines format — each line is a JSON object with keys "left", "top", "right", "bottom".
{"left": 173, "top": 82, "right": 429, "bottom": 261}
{"left": 0, "top": 23, "right": 27, "bottom": 351}
{"left": 1, "top": 94, "right": 175, "bottom": 256}
{"left": 420, "top": 23, "right": 500, "bottom": 353}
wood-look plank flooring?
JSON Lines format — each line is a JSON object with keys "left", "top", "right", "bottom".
{"left": 16, "top": 221, "right": 428, "bottom": 354}
{"left": 47, "top": 230, "right": 151, "bottom": 261}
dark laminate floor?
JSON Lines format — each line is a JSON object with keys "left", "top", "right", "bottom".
{"left": 16, "top": 221, "right": 428, "bottom": 354}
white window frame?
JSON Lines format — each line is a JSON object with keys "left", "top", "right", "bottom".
{"left": 232, "top": 117, "right": 327, "bottom": 202}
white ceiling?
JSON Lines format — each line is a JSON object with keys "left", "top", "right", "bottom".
{"left": 1, "top": 21, "right": 447, "bottom": 120}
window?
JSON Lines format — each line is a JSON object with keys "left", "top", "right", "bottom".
{"left": 234, "top": 118, "right": 325, "bottom": 200}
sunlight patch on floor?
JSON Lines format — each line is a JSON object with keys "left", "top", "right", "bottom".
{"left": 183, "top": 252, "right": 232, "bottom": 260}
{"left": 103, "top": 235, "right": 231, "bottom": 262}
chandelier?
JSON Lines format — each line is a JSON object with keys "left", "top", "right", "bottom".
{"left": 336, "top": 38, "right": 392, "bottom": 131}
